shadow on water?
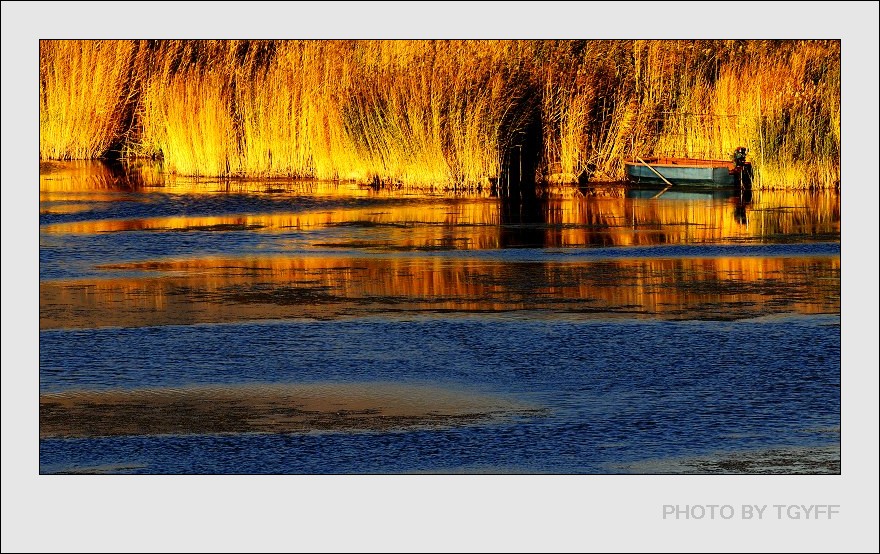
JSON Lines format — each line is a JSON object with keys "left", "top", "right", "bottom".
{"left": 497, "top": 188, "right": 548, "bottom": 248}
{"left": 39, "top": 158, "right": 168, "bottom": 194}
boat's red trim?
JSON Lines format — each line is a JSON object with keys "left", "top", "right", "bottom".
{"left": 625, "top": 157, "right": 734, "bottom": 169}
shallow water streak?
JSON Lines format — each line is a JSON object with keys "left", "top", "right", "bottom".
{"left": 41, "top": 382, "right": 532, "bottom": 438}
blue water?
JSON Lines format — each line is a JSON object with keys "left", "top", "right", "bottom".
{"left": 40, "top": 316, "right": 839, "bottom": 473}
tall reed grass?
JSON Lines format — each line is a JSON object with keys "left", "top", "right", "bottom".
{"left": 39, "top": 40, "right": 840, "bottom": 189}
{"left": 39, "top": 40, "right": 144, "bottom": 159}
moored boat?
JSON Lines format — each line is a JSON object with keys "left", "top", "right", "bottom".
{"left": 625, "top": 148, "right": 753, "bottom": 187}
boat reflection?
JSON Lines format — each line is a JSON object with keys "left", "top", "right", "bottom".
{"left": 625, "top": 187, "right": 744, "bottom": 201}
{"left": 734, "top": 188, "right": 751, "bottom": 225}
{"left": 627, "top": 185, "right": 754, "bottom": 227}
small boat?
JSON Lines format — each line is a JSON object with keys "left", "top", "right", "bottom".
{"left": 625, "top": 148, "right": 753, "bottom": 187}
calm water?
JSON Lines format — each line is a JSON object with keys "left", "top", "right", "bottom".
{"left": 39, "top": 160, "right": 841, "bottom": 474}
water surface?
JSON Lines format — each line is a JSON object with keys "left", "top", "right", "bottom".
{"left": 39, "top": 161, "right": 840, "bottom": 474}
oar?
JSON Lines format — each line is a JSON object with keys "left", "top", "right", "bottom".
{"left": 636, "top": 157, "right": 675, "bottom": 199}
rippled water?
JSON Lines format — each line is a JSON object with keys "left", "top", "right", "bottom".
{"left": 39, "top": 160, "right": 841, "bottom": 474}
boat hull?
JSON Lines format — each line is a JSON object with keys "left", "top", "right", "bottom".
{"left": 625, "top": 158, "right": 752, "bottom": 187}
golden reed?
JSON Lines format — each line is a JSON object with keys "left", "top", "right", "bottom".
{"left": 39, "top": 40, "right": 840, "bottom": 189}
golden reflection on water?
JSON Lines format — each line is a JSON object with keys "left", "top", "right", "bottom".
{"left": 41, "top": 202, "right": 503, "bottom": 250}
{"left": 40, "top": 159, "right": 492, "bottom": 198}
{"left": 40, "top": 255, "right": 840, "bottom": 329}
{"left": 41, "top": 161, "right": 839, "bottom": 247}
{"left": 542, "top": 187, "right": 839, "bottom": 247}
{"left": 40, "top": 203, "right": 95, "bottom": 215}
{"left": 40, "top": 161, "right": 840, "bottom": 329}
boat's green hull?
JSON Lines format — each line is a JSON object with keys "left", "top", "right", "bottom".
{"left": 625, "top": 162, "right": 739, "bottom": 186}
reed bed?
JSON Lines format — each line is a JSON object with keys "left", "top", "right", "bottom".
{"left": 39, "top": 40, "right": 143, "bottom": 160}
{"left": 39, "top": 40, "right": 840, "bottom": 189}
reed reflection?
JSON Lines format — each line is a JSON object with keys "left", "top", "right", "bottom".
{"left": 40, "top": 160, "right": 493, "bottom": 198}
{"left": 41, "top": 161, "right": 839, "bottom": 248}
{"left": 41, "top": 255, "right": 840, "bottom": 330}
{"left": 41, "top": 186, "right": 839, "bottom": 249}
{"left": 543, "top": 185, "right": 838, "bottom": 247}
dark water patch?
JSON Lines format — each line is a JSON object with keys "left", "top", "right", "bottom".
{"left": 163, "top": 223, "right": 267, "bottom": 232}
{"left": 43, "top": 462, "right": 148, "bottom": 475}
{"left": 39, "top": 188, "right": 464, "bottom": 228}
{"left": 617, "top": 444, "right": 840, "bottom": 474}
{"left": 314, "top": 240, "right": 472, "bottom": 251}
{"left": 326, "top": 220, "right": 413, "bottom": 228}
{"left": 41, "top": 383, "right": 532, "bottom": 438}
{"left": 220, "top": 284, "right": 340, "bottom": 304}
{"left": 314, "top": 240, "right": 392, "bottom": 249}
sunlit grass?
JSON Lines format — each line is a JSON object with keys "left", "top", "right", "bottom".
{"left": 39, "top": 40, "right": 141, "bottom": 159}
{"left": 543, "top": 40, "right": 840, "bottom": 189}
{"left": 40, "top": 40, "right": 840, "bottom": 189}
